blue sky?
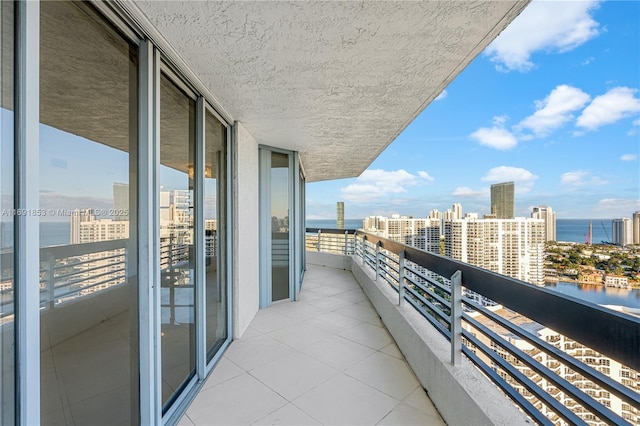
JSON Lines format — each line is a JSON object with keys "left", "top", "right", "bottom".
{"left": 307, "top": 0, "right": 640, "bottom": 221}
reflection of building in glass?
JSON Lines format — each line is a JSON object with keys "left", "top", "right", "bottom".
{"left": 70, "top": 208, "right": 95, "bottom": 244}
{"left": 337, "top": 201, "right": 344, "bottom": 229}
{"left": 113, "top": 182, "right": 129, "bottom": 221}
{"left": 206, "top": 219, "right": 218, "bottom": 258}
{"left": 531, "top": 206, "right": 556, "bottom": 242}
{"left": 464, "top": 307, "right": 640, "bottom": 425}
{"left": 490, "top": 181, "right": 514, "bottom": 219}
{"left": 445, "top": 217, "right": 545, "bottom": 286}
{"left": 64, "top": 209, "right": 129, "bottom": 298}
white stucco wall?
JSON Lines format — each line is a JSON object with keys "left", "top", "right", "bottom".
{"left": 233, "top": 122, "right": 260, "bottom": 338}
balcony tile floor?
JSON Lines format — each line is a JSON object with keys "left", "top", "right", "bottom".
{"left": 180, "top": 264, "right": 445, "bottom": 425}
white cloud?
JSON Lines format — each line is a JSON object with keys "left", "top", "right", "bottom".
{"left": 576, "top": 87, "right": 640, "bottom": 130}
{"left": 469, "top": 126, "right": 518, "bottom": 150}
{"left": 417, "top": 171, "right": 435, "bottom": 182}
{"left": 481, "top": 166, "right": 537, "bottom": 182}
{"left": 452, "top": 187, "right": 489, "bottom": 198}
{"left": 517, "top": 85, "right": 591, "bottom": 136}
{"left": 594, "top": 198, "right": 640, "bottom": 217}
{"left": 340, "top": 169, "right": 426, "bottom": 203}
{"left": 620, "top": 154, "right": 637, "bottom": 161}
{"left": 633, "top": 119, "right": 640, "bottom": 126}
{"left": 561, "top": 170, "right": 607, "bottom": 187}
{"left": 481, "top": 166, "right": 538, "bottom": 193}
{"left": 434, "top": 89, "right": 447, "bottom": 101}
{"left": 484, "top": 0, "right": 600, "bottom": 72}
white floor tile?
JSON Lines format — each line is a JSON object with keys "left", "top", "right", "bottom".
{"left": 202, "top": 358, "right": 245, "bottom": 390}
{"left": 345, "top": 352, "right": 419, "bottom": 400}
{"left": 268, "top": 322, "right": 333, "bottom": 351}
{"left": 380, "top": 343, "right": 404, "bottom": 360}
{"left": 293, "top": 374, "right": 398, "bottom": 425}
{"left": 338, "top": 322, "right": 393, "bottom": 350}
{"left": 376, "top": 403, "right": 445, "bottom": 426}
{"left": 336, "top": 303, "right": 380, "bottom": 322}
{"left": 225, "top": 335, "right": 294, "bottom": 371}
{"left": 250, "top": 351, "right": 338, "bottom": 400}
{"left": 253, "top": 403, "right": 321, "bottom": 425}
{"left": 187, "top": 374, "right": 286, "bottom": 425}
{"left": 402, "top": 387, "right": 442, "bottom": 418}
{"left": 250, "top": 311, "right": 300, "bottom": 333}
{"left": 297, "top": 335, "right": 376, "bottom": 371}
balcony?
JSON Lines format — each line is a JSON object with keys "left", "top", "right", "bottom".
{"left": 295, "top": 229, "right": 640, "bottom": 425}
{"left": 180, "top": 264, "right": 445, "bottom": 425}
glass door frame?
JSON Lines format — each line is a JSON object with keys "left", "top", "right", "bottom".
{"left": 8, "top": 1, "right": 235, "bottom": 424}
{"left": 258, "top": 146, "right": 302, "bottom": 308}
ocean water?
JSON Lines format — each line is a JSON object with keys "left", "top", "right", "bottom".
{"left": 306, "top": 219, "right": 364, "bottom": 230}
{"left": 555, "top": 219, "right": 614, "bottom": 244}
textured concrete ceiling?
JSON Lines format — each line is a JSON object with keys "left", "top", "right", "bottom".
{"left": 135, "top": 1, "right": 530, "bottom": 182}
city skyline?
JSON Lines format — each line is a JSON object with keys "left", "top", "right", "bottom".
{"left": 306, "top": 0, "right": 640, "bottom": 220}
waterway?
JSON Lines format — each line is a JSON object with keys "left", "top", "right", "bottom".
{"left": 545, "top": 281, "right": 639, "bottom": 310}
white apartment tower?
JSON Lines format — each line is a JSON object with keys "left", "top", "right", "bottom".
{"left": 70, "top": 208, "right": 96, "bottom": 244}
{"left": 444, "top": 217, "right": 545, "bottom": 286}
{"left": 531, "top": 206, "right": 556, "bottom": 242}
{"left": 386, "top": 215, "right": 441, "bottom": 253}
{"left": 633, "top": 211, "right": 640, "bottom": 245}
{"left": 612, "top": 218, "right": 633, "bottom": 247}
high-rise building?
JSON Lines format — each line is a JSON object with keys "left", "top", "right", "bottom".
{"left": 385, "top": 214, "right": 441, "bottom": 253}
{"left": 633, "top": 211, "right": 640, "bottom": 245}
{"left": 452, "top": 203, "right": 462, "bottom": 220}
{"left": 444, "top": 217, "right": 545, "bottom": 286}
{"left": 70, "top": 208, "right": 96, "bottom": 244}
{"left": 113, "top": 182, "right": 129, "bottom": 221}
{"left": 612, "top": 218, "right": 633, "bottom": 247}
{"left": 363, "top": 215, "right": 387, "bottom": 234}
{"left": 336, "top": 201, "right": 344, "bottom": 229}
{"left": 490, "top": 181, "right": 514, "bottom": 219}
{"left": 531, "top": 206, "right": 556, "bottom": 241}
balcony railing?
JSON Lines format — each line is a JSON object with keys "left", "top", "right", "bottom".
{"left": 306, "top": 228, "right": 640, "bottom": 426}
{"left": 0, "top": 236, "right": 196, "bottom": 321}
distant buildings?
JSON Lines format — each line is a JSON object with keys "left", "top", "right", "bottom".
{"left": 490, "top": 181, "right": 514, "bottom": 219}
{"left": 112, "top": 182, "right": 129, "bottom": 221}
{"left": 531, "top": 206, "right": 556, "bottom": 242}
{"left": 386, "top": 214, "right": 441, "bottom": 253}
{"left": 70, "top": 208, "right": 96, "bottom": 244}
{"left": 633, "top": 211, "right": 640, "bottom": 245}
{"left": 444, "top": 217, "right": 545, "bottom": 286}
{"left": 612, "top": 218, "right": 633, "bottom": 247}
{"left": 336, "top": 201, "right": 344, "bottom": 229}
{"left": 363, "top": 214, "right": 440, "bottom": 253}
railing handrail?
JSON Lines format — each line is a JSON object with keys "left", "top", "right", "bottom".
{"left": 352, "top": 229, "right": 640, "bottom": 372}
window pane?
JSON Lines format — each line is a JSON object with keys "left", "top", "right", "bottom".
{"left": 159, "top": 73, "right": 195, "bottom": 410}
{"left": 271, "top": 152, "right": 289, "bottom": 301}
{"left": 0, "top": 1, "right": 14, "bottom": 423}
{"left": 204, "top": 110, "right": 227, "bottom": 361}
{"left": 39, "top": 2, "right": 138, "bottom": 424}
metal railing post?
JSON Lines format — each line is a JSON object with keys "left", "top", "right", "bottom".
{"left": 45, "top": 251, "right": 55, "bottom": 309}
{"left": 362, "top": 236, "right": 367, "bottom": 266}
{"left": 344, "top": 230, "right": 348, "bottom": 255}
{"left": 451, "top": 270, "right": 462, "bottom": 366}
{"left": 317, "top": 229, "right": 321, "bottom": 252}
{"left": 398, "top": 250, "right": 405, "bottom": 306}
{"left": 375, "top": 241, "right": 380, "bottom": 281}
